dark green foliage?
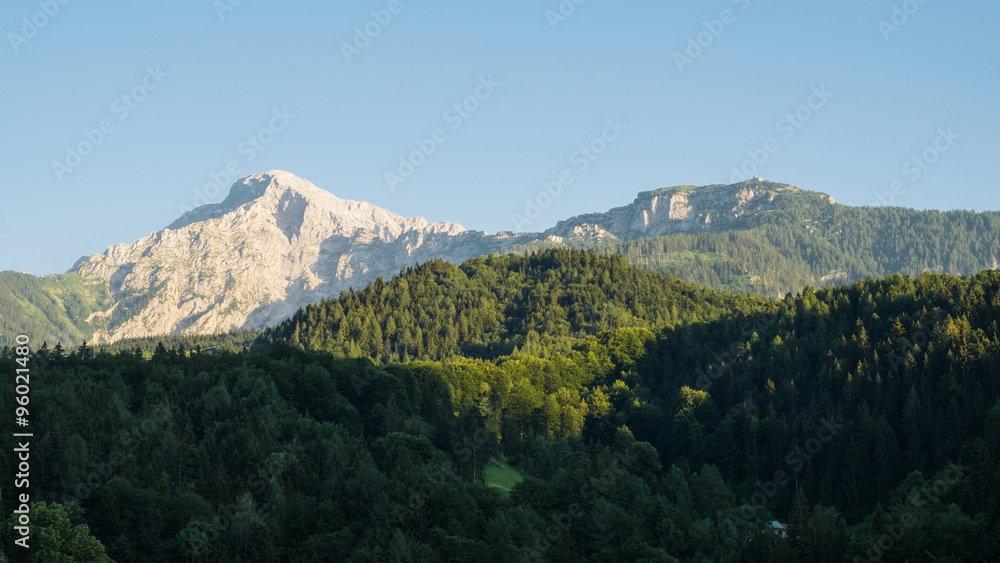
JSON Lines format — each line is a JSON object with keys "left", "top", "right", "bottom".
{"left": 267, "top": 249, "right": 771, "bottom": 361}
{"left": 1, "top": 249, "right": 998, "bottom": 561}
{"left": 0, "top": 501, "right": 112, "bottom": 562}
{"left": 509, "top": 194, "right": 1000, "bottom": 298}
{"left": 99, "top": 329, "right": 262, "bottom": 357}
{"left": 0, "top": 272, "right": 112, "bottom": 347}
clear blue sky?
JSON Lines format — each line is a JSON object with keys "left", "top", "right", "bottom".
{"left": 1, "top": 0, "right": 997, "bottom": 274}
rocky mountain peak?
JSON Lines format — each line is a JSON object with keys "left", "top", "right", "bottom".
{"left": 222, "top": 170, "right": 349, "bottom": 211}
{"left": 69, "top": 173, "right": 840, "bottom": 343}
{"left": 75, "top": 171, "right": 492, "bottom": 342}
{"left": 543, "top": 179, "right": 833, "bottom": 240}
{"left": 166, "top": 170, "right": 468, "bottom": 238}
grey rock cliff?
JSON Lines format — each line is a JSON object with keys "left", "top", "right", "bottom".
{"left": 73, "top": 172, "right": 826, "bottom": 342}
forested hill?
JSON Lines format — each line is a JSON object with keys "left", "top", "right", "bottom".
{"left": 0, "top": 271, "right": 112, "bottom": 347}
{"left": 514, "top": 196, "right": 1000, "bottom": 298}
{"left": 5, "top": 176, "right": 1000, "bottom": 347}
{"left": 264, "top": 249, "right": 775, "bottom": 361}
{"left": 6, "top": 248, "right": 998, "bottom": 561}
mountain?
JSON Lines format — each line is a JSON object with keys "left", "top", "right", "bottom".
{"left": 524, "top": 184, "right": 1000, "bottom": 297}
{"left": 7, "top": 249, "right": 999, "bottom": 561}
{"left": 265, "top": 249, "right": 773, "bottom": 362}
{"left": 542, "top": 181, "right": 834, "bottom": 240}
{"left": 69, "top": 171, "right": 537, "bottom": 343}
{"left": 2, "top": 170, "right": 999, "bottom": 345}
{"left": 0, "top": 271, "right": 112, "bottom": 348}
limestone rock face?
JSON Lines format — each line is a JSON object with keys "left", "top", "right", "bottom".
{"left": 543, "top": 180, "right": 810, "bottom": 240}
{"left": 75, "top": 171, "right": 528, "bottom": 342}
{"left": 73, "top": 173, "right": 830, "bottom": 342}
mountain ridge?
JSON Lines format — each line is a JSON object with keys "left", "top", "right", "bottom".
{"left": 71, "top": 171, "right": 529, "bottom": 342}
{"left": 542, "top": 180, "right": 833, "bottom": 241}
{"left": 3, "top": 170, "right": 997, "bottom": 346}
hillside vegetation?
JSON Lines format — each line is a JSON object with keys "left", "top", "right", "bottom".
{"left": 0, "top": 271, "right": 111, "bottom": 347}
{"left": 5, "top": 183, "right": 1000, "bottom": 345}
{"left": 515, "top": 198, "right": 1000, "bottom": 298}
{"left": 266, "top": 249, "right": 773, "bottom": 361}
{"left": 4, "top": 249, "right": 998, "bottom": 562}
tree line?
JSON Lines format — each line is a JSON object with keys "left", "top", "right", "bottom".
{"left": 1, "top": 249, "right": 997, "bottom": 561}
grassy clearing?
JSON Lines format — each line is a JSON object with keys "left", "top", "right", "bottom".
{"left": 483, "top": 459, "right": 523, "bottom": 493}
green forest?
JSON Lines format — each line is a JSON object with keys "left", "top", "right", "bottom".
{"left": 0, "top": 272, "right": 112, "bottom": 349}
{"left": 6, "top": 187, "right": 1000, "bottom": 348}
{"left": 2, "top": 249, "right": 999, "bottom": 561}
{"left": 510, "top": 192, "right": 1000, "bottom": 298}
